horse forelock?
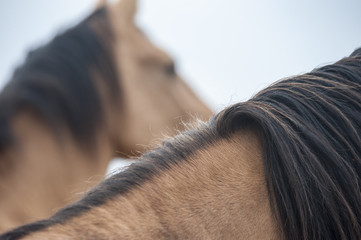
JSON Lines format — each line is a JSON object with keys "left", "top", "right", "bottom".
{"left": 0, "top": 7, "right": 120, "bottom": 154}
{"left": 215, "top": 48, "right": 361, "bottom": 239}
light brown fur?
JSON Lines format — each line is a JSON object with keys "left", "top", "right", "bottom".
{"left": 107, "top": 0, "right": 212, "bottom": 155}
{"left": 23, "top": 129, "right": 281, "bottom": 239}
{"left": 0, "top": 111, "right": 112, "bottom": 232}
{"left": 0, "top": 0, "right": 212, "bottom": 233}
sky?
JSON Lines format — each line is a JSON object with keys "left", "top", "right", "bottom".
{"left": 1, "top": 0, "right": 361, "bottom": 112}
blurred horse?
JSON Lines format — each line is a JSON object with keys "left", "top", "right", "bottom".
{"left": 0, "top": 0, "right": 212, "bottom": 232}
{"left": 2, "top": 48, "right": 361, "bottom": 240}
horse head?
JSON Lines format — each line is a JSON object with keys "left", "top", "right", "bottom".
{"left": 95, "top": 0, "right": 213, "bottom": 156}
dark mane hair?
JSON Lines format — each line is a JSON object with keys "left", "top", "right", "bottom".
{"left": 3, "top": 48, "right": 361, "bottom": 240}
{"left": 0, "top": 7, "right": 119, "bottom": 153}
{"left": 217, "top": 48, "right": 361, "bottom": 239}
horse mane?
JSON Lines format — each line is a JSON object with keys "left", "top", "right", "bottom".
{"left": 3, "top": 48, "right": 361, "bottom": 239}
{"left": 217, "top": 48, "right": 361, "bottom": 239}
{"left": 0, "top": 7, "right": 119, "bottom": 153}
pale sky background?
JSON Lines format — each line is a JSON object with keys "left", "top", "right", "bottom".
{"left": 1, "top": 0, "right": 361, "bottom": 170}
{"left": 1, "top": 0, "right": 361, "bottom": 112}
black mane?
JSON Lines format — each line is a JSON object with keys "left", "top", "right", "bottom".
{"left": 0, "top": 7, "right": 119, "bottom": 153}
{"left": 217, "top": 48, "right": 361, "bottom": 239}
{"left": 3, "top": 48, "right": 361, "bottom": 239}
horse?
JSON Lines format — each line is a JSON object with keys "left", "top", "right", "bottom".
{"left": 0, "top": 0, "right": 212, "bottom": 233}
{"left": 2, "top": 47, "right": 361, "bottom": 239}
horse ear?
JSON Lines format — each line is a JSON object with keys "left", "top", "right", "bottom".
{"left": 95, "top": 0, "right": 107, "bottom": 10}
{"left": 112, "top": 0, "right": 137, "bottom": 22}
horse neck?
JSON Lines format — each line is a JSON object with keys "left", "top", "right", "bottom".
{"left": 22, "top": 129, "right": 280, "bottom": 239}
{"left": 0, "top": 110, "right": 113, "bottom": 233}
{"left": 0, "top": 9, "right": 119, "bottom": 233}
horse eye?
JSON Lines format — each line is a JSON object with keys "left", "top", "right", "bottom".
{"left": 164, "top": 63, "right": 176, "bottom": 77}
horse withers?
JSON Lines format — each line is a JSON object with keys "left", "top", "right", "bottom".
{"left": 0, "top": 0, "right": 212, "bottom": 233}
{"left": 3, "top": 49, "right": 361, "bottom": 239}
